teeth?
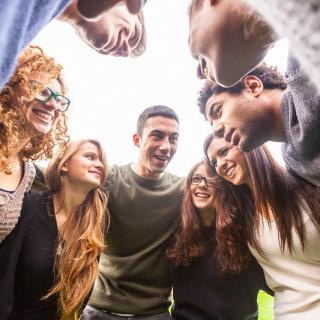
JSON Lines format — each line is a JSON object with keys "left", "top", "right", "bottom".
{"left": 33, "top": 110, "right": 53, "bottom": 122}
{"left": 195, "top": 193, "right": 210, "bottom": 198}
{"left": 154, "top": 155, "right": 168, "bottom": 161}
{"left": 226, "top": 166, "right": 235, "bottom": 177}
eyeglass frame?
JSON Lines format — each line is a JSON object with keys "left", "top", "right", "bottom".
{"left": 30, "top": 80, "right": 71, "bottom": 112}
{"left": 189, "top": 174, "right": 216, "bottom": 188}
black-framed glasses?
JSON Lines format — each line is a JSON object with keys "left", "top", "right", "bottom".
{"left": 30, "top": 80, "right": 70, "bottom": 112}
{"left": 189, "top": 174, "right": 216, "bottom": 187}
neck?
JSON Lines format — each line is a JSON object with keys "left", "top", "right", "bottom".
{"left": 265, "top": 89, "right": 286, "bottom": 142}
{"left": 53, "top": 181, "right": 88, "bottom": 218}
{"left": 198, "top": 208, "right": 214, "bottom": 227}
{"left": 133, "top": 162, "right": 164, "bottom": 181}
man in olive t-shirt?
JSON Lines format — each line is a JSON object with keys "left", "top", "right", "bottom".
{"left": 82, "top": 105, "right": 184, "bottom": 320}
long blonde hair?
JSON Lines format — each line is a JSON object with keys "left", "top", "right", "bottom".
{"left": 44, "top": 139, "right": 109, "bottom": 319}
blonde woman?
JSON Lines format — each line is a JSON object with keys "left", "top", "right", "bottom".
{"left": 0, "top": 140, "right": 109, "bottom": 319}
{"left": 0, "top": 45, "right": 69, "bottom": 243}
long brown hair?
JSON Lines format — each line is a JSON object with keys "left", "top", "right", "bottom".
{"left": 0, "top": 45, "right": 69, "bottom": 173}
{"left": 204, "top": 134, "right": 320, "bottom": 273}
{"left": 44, "top": 139, "right": 109, "bottom": 319}
{"left": 167, "top": 159, "right": 251, "bottom": 272}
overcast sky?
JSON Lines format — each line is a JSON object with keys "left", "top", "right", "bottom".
{"left": 32, "top": 0, "right": 288, "bottom": 176}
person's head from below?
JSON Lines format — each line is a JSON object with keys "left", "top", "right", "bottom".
{"left": 198, "top": 63, "right": 286, "bottom": 152}
{"left": 188, "top": 0, "right": 276, "bottom": 86}
{"left": 167, "top": 156, "right": 251, "bottom": 269}
{"left": 204, "top": 133, "right": 279, "bottom": 189}
{"left": 0, "top": 45, "right": 69, "bottom": 174}
{"left": 204, "top": 132, "right": 320, "bottom": 273}
{"left": 60, "top": 0, "right": 147, "bottom": 57}
{"left": 44, "top": 139, "right": 109, "bottom": 319}
{"left": 46, "top": 139, "right": 108, "bottom": 194}
{"left": 188, "top": 160, "right": 219, "bottom": 224}
{"left": 133, "top": 105, "right": 179, "bottom": 180}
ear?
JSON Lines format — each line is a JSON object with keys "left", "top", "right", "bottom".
{"left": 133, "top": 133, "right": 140, "bottom": 147}
{"left": 243, "top": 75, "right": 264, "bottom": 97}
{"left": 60, "top": 161, "right": 69, "bottom": 174}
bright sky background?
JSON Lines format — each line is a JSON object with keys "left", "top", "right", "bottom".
{"left": 32, "top": 0, "right": 288, "bottom": 176}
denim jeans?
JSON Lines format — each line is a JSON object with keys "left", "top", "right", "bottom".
{"left": 81, "top": 305, "right": 172, "bottom": 320}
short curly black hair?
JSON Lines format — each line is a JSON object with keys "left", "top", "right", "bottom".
{"left": 197, "top": 63, "right": 287, "bottom": 119}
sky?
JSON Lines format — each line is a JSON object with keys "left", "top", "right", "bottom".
{"left": 32, "top": 0, "right": 288, "bottom": 176}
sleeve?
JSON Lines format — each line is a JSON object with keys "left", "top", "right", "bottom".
{"left": 0, "top": 192, "right": 37, "bottom": 316}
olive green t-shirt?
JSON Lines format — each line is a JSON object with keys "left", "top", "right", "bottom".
{"left": 89, "top": 164, "right": 184, "bottom": 315}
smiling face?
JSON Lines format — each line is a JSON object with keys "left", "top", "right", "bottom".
{"left": 190, "top": 164, "right": 216, "bottom": 214}
{"left": 75, "top": 1, "right": 144, "bottom": 57}
{"left": 134, "top": 116, "right": 179, "bottom": 180}
{"left": 19, "top": 72, "right": 62, "bottom": 138}
{"left": 207, "top": 138, "right": 250, "bottom": 186}
{"left": 62, "top": 142, "right": 104, "bottom": 191}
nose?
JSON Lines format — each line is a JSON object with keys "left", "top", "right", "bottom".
{"left": 213, "top": 122, "right": 225, "bottom": 138}
{"left": 117, "top": 40, "right": 130, "bottom": 57}
{"left": 44, "top": 97, "right": 59, "bottom": 111}
{"left": 95, "top": 159, "right": 103, "bottom": 169}
{"left": 197, "top": 57, "right": 207, "bottom": 80}
{"left": 216, "top": 158, "right": 228, "bottom": 177}
{"left": 198, "top": 178, "right": 207, "bottom": 188}
{"left": 159, "top": 137, "right": 170, "bottom": 152}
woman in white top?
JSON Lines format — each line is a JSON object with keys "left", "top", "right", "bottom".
{"left": 205, "top": 133, "right": 320, "bottom": 320}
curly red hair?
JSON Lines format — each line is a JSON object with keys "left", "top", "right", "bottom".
{"left": 0, "top": 45, "right": 69, "bottom": 173}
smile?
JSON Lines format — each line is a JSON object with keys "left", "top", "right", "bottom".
{"left": 32, "top": 109, "right": 54, "bottom": 122}
{"left": 225, "top": 165, "right": 236, "bottom": 178}
{"left": 154, "top": 155, "right": 169, "bottom": 161}
{"left": 195, "top": 192, "right": 210, "bottom": 199}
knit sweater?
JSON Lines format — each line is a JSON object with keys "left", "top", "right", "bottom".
{"left": 243, "top": 0, "right": 320, "bottom": 93}
{"left": 0, "top": 161, "right": 35, "bottom": 243}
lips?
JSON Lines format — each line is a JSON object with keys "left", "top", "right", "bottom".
{"left": 225, "top": 164, "right": 236, "bottom": 179}
{"left": 32, "top": 108, "right": 54, "bottom": 123}
{"left": 195, "top": 192, "right": 210, "bottom": 199}
{"left": 89, "top": 169, "right": 102, "bottom": 180}
{"left": 154, "top": 154, "right": 169, "bottom": 162}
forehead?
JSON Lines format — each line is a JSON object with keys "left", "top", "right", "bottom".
{"left": 31, "top": 71, "right": 61, "bottom": 92}
{"left": 194, "top": 163, "right": 209, "bottom": 175}
{"left": 207, "top": 138, "right": 229, "bottom": 159}
{"left": 142, "top": 116, "right": 179, "bottom": 135}
{"left": 76, "top": 142, "right": 100, "bottom": 155}
{"left": 205, "top": 91, "right": 232, "bottom": 115}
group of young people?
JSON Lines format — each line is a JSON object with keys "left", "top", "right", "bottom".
{"left": 0, "top": 0, "right": 319, "bottom": 320}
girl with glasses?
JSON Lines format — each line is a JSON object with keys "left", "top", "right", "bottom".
{"left": 0, "top": 139, "right": 109, "bottom": 319}
{"left": 0, "top": 45, "right": 70, "bottom": 243}
{"left": 167, "top": 159, "right": 271, "bottom": 320}
{"left": 205, "top": 133, "right": 320, "bottom": 319}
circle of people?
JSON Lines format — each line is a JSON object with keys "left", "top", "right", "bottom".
{"left": 0, "top": 1, "right": 319, "bottom": 320}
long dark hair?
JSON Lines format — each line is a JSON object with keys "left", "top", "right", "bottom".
{"left": 167, "top": 159, "right": 252, "bottom": 273}
{"left": 204, "top": 134, "right": 320, "bottom": 273}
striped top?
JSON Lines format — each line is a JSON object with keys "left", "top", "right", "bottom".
{"left": 0, "top": 161, "right": 36, "bottom": 243}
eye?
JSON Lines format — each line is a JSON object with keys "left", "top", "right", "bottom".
{"left": 39, "top": 88, "right": 51, "bottom": 98}
{"left": 220, "top": 148, "right": 228, "bottom": 156}
{"left": 169, "top": 135, "right": 178, "bottom": 144}
{"left": 84, "top": 153, "right": 95, "bottom": 160}
{"left": 212, "top": 105, "right": 222, "bottom": 118}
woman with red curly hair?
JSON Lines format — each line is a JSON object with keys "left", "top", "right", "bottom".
{"left": 0, "top": 45, "right": 69, "bottom": 243}
{"left": 167, "top": 158, "right": 271, "bottom": 320}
